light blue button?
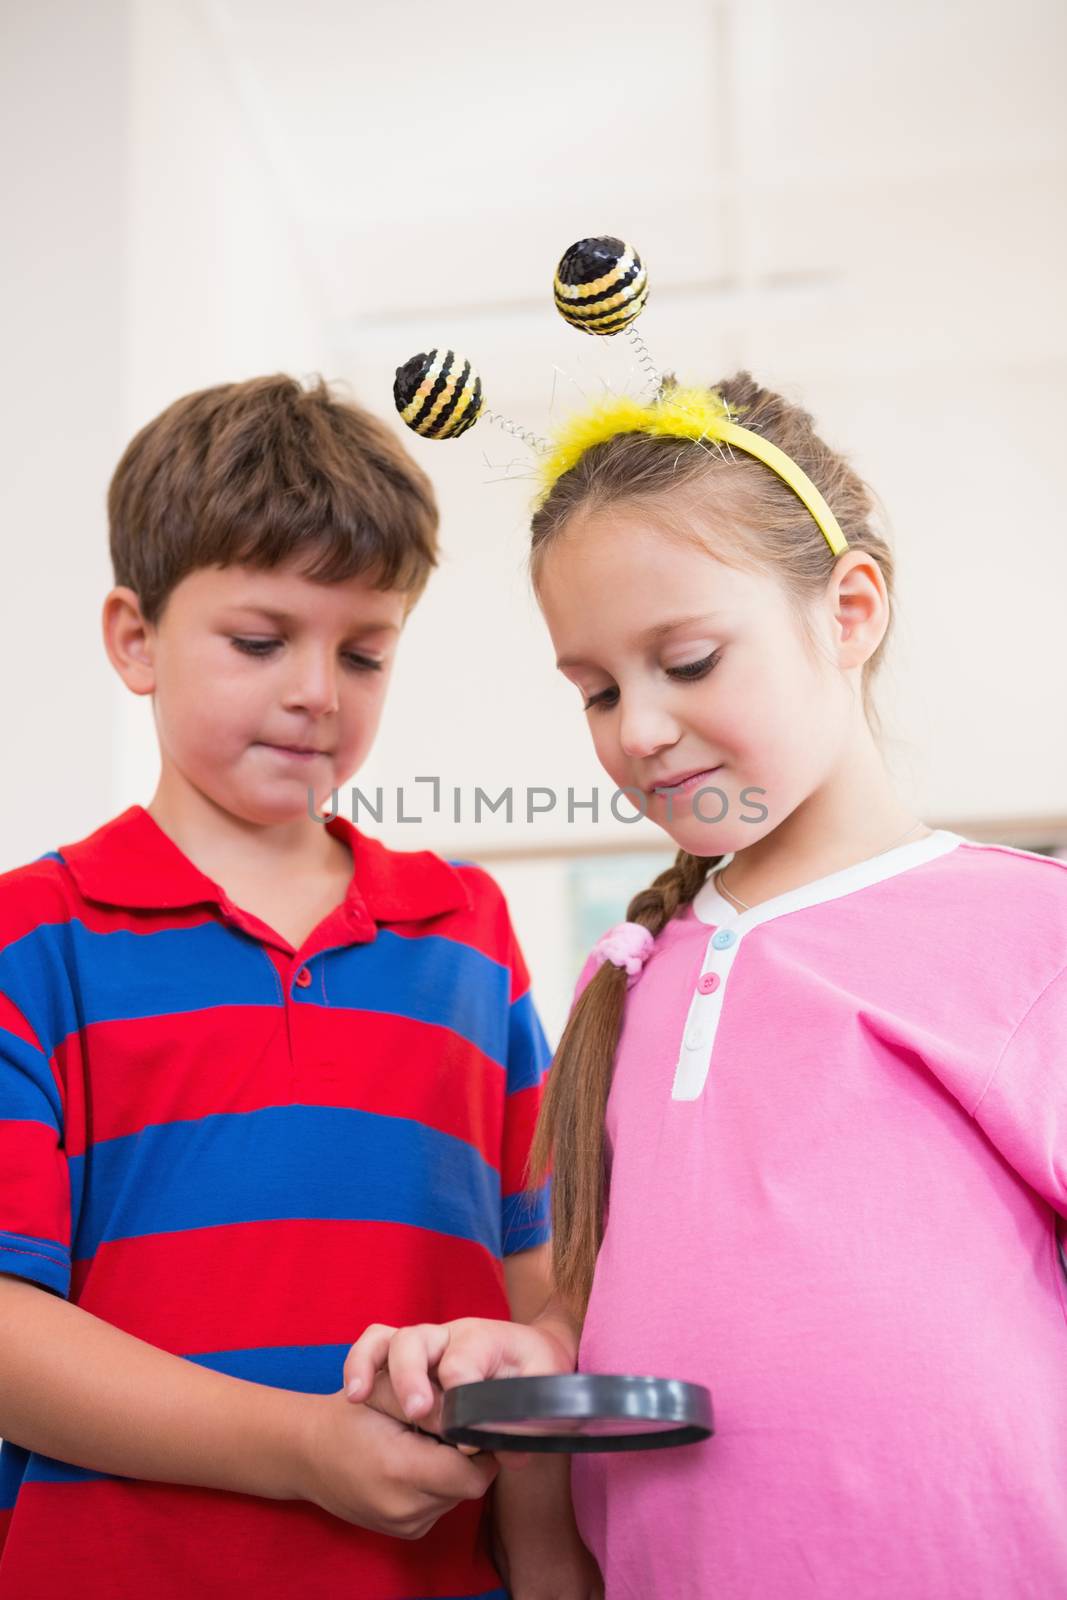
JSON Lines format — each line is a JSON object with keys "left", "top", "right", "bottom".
{"left": 712, "top": 928, "right": 737, "bottom": 950}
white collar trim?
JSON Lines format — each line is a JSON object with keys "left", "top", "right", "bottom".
{"left": 691, "top": 828, "right": 967, "bottom": 930}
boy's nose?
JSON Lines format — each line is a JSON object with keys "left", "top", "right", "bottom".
{"left": 283, "top": 652, "right": 340, "bottom": 717}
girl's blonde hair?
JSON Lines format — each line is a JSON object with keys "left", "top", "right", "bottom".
{"left": 526, "top": 371, "right": 897, "bottom": 1313}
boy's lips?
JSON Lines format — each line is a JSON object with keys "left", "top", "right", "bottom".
{"left": 259, "top": 742, "right": 329, "bottom": 760}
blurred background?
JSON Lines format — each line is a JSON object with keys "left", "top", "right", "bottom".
{"left": 2, "top": 0, "right": 1065, "bottom": 1038}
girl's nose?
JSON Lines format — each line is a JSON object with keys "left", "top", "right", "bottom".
{"left": 618, "top": 694, "right": 679, "bottom": 760}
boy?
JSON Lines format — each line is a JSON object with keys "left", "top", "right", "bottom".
{"left": 0, "top": 376, "right": 594, "bottom": 1597}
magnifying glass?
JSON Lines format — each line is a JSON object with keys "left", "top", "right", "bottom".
{"left": 440, "top": 1373, "right": 714, "bottom": 1454}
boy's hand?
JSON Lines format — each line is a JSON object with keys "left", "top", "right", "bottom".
{"left": 295, "top": 1380, "right": 497, "bottom": 1538}
{"left": 344, "top": 1317, "right": 577, "bottom": 1470}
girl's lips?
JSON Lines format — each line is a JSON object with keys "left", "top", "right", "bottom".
{"left": 650, "top": 766, "right": 723, "bottom": 797}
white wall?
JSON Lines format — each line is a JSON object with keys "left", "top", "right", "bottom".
{"left": 1, "top": 1, "right": 129, "bottom": 861}
{"left": 3, "top": 0, "right": 1066, "bottom": 1032}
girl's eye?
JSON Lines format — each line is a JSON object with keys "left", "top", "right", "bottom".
{"left": 229, "top": 638, "right": 383, "bottom": 672}
{"left": 666, "top": 650, "right": 721, "bottom": 682}
{"left": 582, "top": 650, "right": 721, "bottom": 713}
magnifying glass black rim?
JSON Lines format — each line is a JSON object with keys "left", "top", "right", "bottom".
{"left": 441, "top": 1373, "right": 714, "bottom": 1454}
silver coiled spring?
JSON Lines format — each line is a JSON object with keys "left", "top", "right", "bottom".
{"left": 624, "top": 323, "right": 662, "bottom": 393}
{"left": 482, "top": 409, "right": 549, "bottom": 455}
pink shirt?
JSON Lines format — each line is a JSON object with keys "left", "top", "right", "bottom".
{"left": 571, "top": 830, "right": 1067, "bottom": 1599}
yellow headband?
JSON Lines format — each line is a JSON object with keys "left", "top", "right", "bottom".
{"left": 536, "top": 386, "right": 849, "bottom": 558}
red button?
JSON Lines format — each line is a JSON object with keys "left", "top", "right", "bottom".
{"left": 294, "top": 966, "right": 312, "bottom": 988}
{"left": 697, "top": 972, "right": 720, "bottom": 995}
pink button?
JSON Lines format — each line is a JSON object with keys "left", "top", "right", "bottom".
{"left": 697, "top": 972, "right": 720, "bottom": 995}
{"left": 294, "top": 966, "right": 312, "bottom": 988}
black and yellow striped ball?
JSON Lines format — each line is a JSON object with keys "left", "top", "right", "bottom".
{"left": 393, "top": 349, "right": 484, "bottom": 440}
{"left": 553, "top": 236, "right": 649, "bottom": 335}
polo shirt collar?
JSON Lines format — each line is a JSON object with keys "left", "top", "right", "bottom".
{"left": 58, "top": 804, "right": 471, "bottom": 927}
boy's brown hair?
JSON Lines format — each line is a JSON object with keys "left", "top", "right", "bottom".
{"left": 108, "top": 374, "right": 439, "bottom": 623}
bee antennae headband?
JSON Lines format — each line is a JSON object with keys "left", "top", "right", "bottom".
{"left": 393, "top": 235, "right": 849, "bottom": 559}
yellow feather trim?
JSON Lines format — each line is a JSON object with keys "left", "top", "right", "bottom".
{"left": 535, "top": 384, "right": 850, "bottom": 557}
{"left": 536, "top": 386, "right": 736, "bottom": 501}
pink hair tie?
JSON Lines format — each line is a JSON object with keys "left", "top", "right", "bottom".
{"left": 590, "top": 921, "right": 655, "bottom": 987}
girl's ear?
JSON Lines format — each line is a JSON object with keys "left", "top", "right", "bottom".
{"left": 830, "top": 552, "right": 889, "bottom": 666}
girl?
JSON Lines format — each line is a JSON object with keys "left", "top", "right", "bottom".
{"left": 346, "top": 373, "right": 1067, "bottom": 1598}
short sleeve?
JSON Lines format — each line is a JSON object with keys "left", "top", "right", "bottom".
{"left": 499, "top": 929, "right": 553, "bottom": 1258}
{"left": 0, "top": 955, "right": 71, "bottom": 1295}
{"left": 972, "top": 964, "right": 1067, "bottom": 1218}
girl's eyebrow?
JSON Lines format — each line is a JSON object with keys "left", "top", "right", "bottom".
{"left": 638, "top": 612, "right": 725, "bottom": 645}
{"left": 556, "top": 612, "right": 725, "bottom": 671}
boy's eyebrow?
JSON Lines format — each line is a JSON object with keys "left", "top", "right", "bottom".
{"left": 227, "top": 605, "right": 399, "bottom": 634}
{"left": 230, "top": 605, "right": 295, "bottom": 623}
{"left": 556, "top": 612, "right": 724, "bottom": 671}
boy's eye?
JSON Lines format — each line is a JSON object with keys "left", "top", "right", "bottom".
{"left": 583, "top": 685, "right": 619, "bottom": 713}
{"left": 582, "top": 650, "right": 721, "bottom": 713}
{"left": 229, "top": 637, "right": 383, "bottom": 672}
{"left": 230, "top": 637, "right": 278, "bottom": 657}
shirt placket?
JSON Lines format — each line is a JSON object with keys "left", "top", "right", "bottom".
{"left": 281, "top": 908, "right": 377, "bottom": 1098}
{"left": 671, "top": 910, "right": 747, "bottom": 1101}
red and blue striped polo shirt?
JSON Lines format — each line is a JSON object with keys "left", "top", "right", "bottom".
{"left": 0, "top": 803, "right": 551, "bottom": 1599}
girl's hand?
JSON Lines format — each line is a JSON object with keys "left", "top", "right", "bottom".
{"left": 493, "top": 1456, "right": 604, "bottom": 1600}
{"left": 343, "top": 1316, "right": 577, "bottom": 1436}
{"left": 507, "top": 1549, "right": 604, "bottom": 1600}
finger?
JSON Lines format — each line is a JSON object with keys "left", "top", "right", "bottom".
{"left": 378, "top": 1379, "right": 448, "bottom": 1439}
{"left": 342, "top": 1324, "right": 397, "bottom": 1401}
{"left": 437, "top": 1347, "right": 496, "bottom": 1390}
{"left": 414, "top": 1422, "right": 482, "bottom": 1458}
{"left": 400, "top": 1427, "right": 499, "bottom": 1502}
{"left": 388, "top": 1324, "right": 451, "bottom": 1420}
{"left": 410, "top": 1422, "right": 484, "bottom": 1458}
{"left": 360, "top": 1371, "right": 473, "bottom": 1452}
{"left": 406, "top": 1375, "right": 449, "bottom": 1436}
{"left": 360, "top": 1369, "right": 422, "bottom": 1426}
{"left": 435, "top": 1317, "right": 536, "bottom": 1389}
